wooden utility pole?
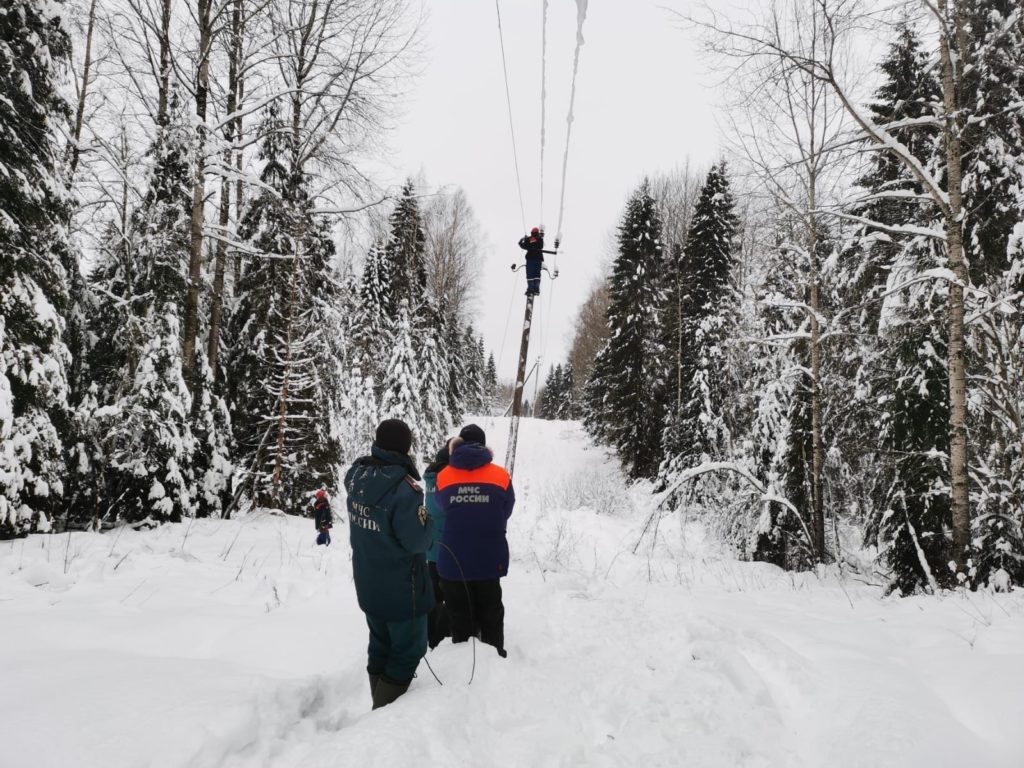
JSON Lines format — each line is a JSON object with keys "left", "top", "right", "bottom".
{"left": 505, "top": 293, "right": 536, "bottom": 479}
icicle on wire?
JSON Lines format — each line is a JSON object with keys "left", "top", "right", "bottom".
{"left": 553, "top": 0, "right": 589, "bottom": 269}
{"left": 495, "top": 0, "right": 527, "bottom": 233}
{"left": 540, "top": 0, "right": 549, "bottom": 226}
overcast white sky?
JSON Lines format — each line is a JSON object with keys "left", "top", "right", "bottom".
{"left": 379, "top": 0, "right": 722, "bottom": 381}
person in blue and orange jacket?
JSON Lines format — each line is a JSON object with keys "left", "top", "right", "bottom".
{"left": 435, "top": 424, "right": 515, "bottom": 657}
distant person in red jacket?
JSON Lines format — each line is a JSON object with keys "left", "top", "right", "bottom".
{"left": 313, "top": 489, "right": 332, "bottom": 546}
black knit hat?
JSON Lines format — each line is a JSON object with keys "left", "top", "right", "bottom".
{"left": 433, "top": 444, "right": 450, "bottom": 465}
{"left": 426, "top": 442, "right": 451, "bottom": 475}
{"left": 459, "top": 423, "right": 486, "bottom": 446}
{"left": 375, "top": 418, "right": 413, "bottom": 455}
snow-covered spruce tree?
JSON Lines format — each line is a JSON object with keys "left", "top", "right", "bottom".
{"left": 967, "top": 304, "right": 1023, "bottom": 590}
{"left": 538, "top": 365, "right": 562, "bottom": 420}
{"left": 475, "top": 337, "right": 487, "bottom": 388}
{"left": 417, "top": 332, "right": 451, "bottom": 457}
{"left": 799, "top": 19, "right": 958, "bottom": 591}
{"left": 459, "top": 326, "right": 485, "bottom": 416}
{"left": 560, "top": 363, "right": 578, "bottom": 419}
{"left": 228, "top": 108, "right": 290, "bottom": 505}
{"left": 431, "top": 296, "right": 464, "bottom": 429}
{"left": 960, "top": 1, "right": 1024, "bottom": 288}
{"left": 415, "top": 298, "right": 452, "bottom": 457}
{"left": 334, "top": 266, "right": 378, "bottom": 463}
{"left": 484, "top": 351, "right": 499, "bottom": 413}
{"left": 582, "top": 344, "right": 612, "bottom": 442}
{"left": 865, "top": 250, "right": 953, "bottom": 595}
{"left": 835, "top": 20, "right": 965, "bottom": 593}
{"left": 190, "top": 352, "right": 233, "bottom": 519}
{"left": 585, "top": 180, "right": 668, "bottom": 479}
{"left": 0, "top": 0, "right": 76, "bottom": 536}
{"left": 836, "top": 21, "right": 939, "bottom": 333}
{"left": 384, "top": 181, "right": 428, "bottom": 317}
{"left": 821, "top": 21, "right": 941, "bottom": 572}
{"left": 379, "top": 300, "right": 424, "bottom": 451}
{"left": 376, "top": 182, "right": 458, "bottom": 451}
{"left": 67, "top": 215, "right": 140, "bottom": 528}
{"left": 959, "top": 2, "right": 1024, "bottom": 588}
{"left": 337, "top": 361, "right": 379, "bottom": 464}
{"left": 227, "top": 105, "right": 342, "bottom": 510}
{"left": 658, "top": 242, "right": 686, "bottom": 427}
{"left": 659, "top": 164, "right": 740, "bottom": 479}
{"left": 745, "top": 334, "right": 803, "bottom": 565}
{"left": 471, "top": 329, "right": 487, "bottom": 414}
{"left": 83, "top": 222, "right": 139, "bottom": 403}
{"left": 732, "top": 217, "right": 814, "bottom": 568}
{"left": 440, "top": 308, "right": 464, "bottom": 427}
{"left": 89, "top": 108, "right": 198, "bottom": 526}
{"left": 354, "top": 240, "right": 390, "bottom": 385}
{"left": 540, "top": 363, "right": 576, "bottom": 421}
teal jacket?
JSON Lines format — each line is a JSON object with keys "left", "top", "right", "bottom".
{"left": 424, "top": 468, "right": 446, "bottom": 563}
{"left": 423, "top": 446, "right": 450, "bottom": 563}
{"left": 344, "top": 446, "right": 436, "bottom": 621}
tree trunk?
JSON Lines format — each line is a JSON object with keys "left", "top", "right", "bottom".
{"left": 271, "top": 226, "right": 303, "bottom": 508}
{"left": 270, "top": 61, "right": 309, "bottom": 507}
{"left": 68, "top": 0, "right": 98, "bottom": 177}
{"left": 807, "top": 180, "right": 826, "bottom": 562}
{"left": 157, "top": 0, "right": 172, "bottom": 127}
{"left": 182, "top": 0, "right": 213, "bottom": 391}
{"left": 207, "top": 172, "right": 230, "bottom": 375}
{"left": 207, "top": 0, "right": 243, "bottom": 376}
{"left": 937, "top": 0, "right": 971, "bottom": 572}
{"left": 809, "top": 264, "right": 825, "bottom": 561}
{"left": 676, "top": 245, "right": 684, "bottom": 412}
{"left": 231, "top": 0, "right": 246, "bottom": 286}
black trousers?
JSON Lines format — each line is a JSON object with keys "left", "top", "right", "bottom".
{"left": 440, "top": 578, "right": 505, "bottom": 650}
{"left": 526, "top": 259, "right": 542, "bottom": 294}
{"left": 427, "top": 563, "right": 450, "bottom": 649}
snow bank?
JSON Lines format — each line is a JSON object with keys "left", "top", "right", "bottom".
{"left": 1, "top": 418, "right": 1022, "bottom": 767}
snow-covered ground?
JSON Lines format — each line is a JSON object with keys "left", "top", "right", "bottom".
{"left": 2, "top": 418, "right": 1022, "bottom": 768}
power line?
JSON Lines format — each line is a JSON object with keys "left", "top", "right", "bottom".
{"left": 553, "top": 0, "right": 590, "bottom": 268}
{"left": 540, "top": 0, "right": 549, "bottom": 225}
{"left": 494, "top": 0, "right": 527, "bottom": 232}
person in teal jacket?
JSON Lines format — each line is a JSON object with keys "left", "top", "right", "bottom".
{"left": 423, "top": 441, "right": 451, "bottom": 648}
{"left": 345, "top": 419, "right": 435, "bottom": 709}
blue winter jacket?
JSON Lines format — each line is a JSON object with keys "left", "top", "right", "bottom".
{"left": 345, "top": 446, "right": 436, "bottom": 621}
{"left": 435, "top": 442, "right": 515, "bottom": 581}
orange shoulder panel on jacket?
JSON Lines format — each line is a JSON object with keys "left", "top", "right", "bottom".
{"left": 436, "top": 463, "right": 511, "bottom": 491}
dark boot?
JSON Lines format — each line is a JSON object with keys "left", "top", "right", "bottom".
{"left": 371, "top": 676, "right": 411, "bottom": 710}
{"left": 368, "top": 672, "right": 380, "bottom": 700}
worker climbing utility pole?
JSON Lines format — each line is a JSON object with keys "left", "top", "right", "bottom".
{"left": 505, "top": 293, "right": 536, "bottom": 479}
{"left": 495, "top": 0, "right": 588, "bottom": 477}
{"left": 506, "top": 227, "right": 560, "bottom": 476}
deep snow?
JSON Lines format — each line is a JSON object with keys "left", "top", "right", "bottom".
{"left": 1, "top": 418, "right": 1022, "bottom": 768}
